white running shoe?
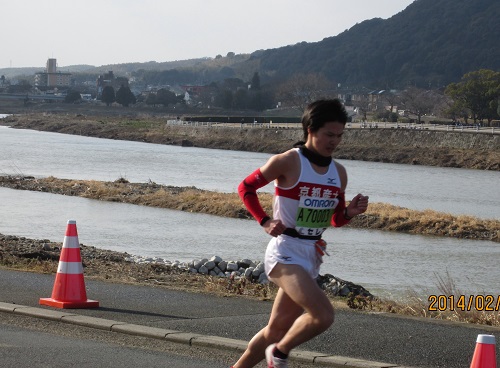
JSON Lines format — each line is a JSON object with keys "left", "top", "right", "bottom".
{"left": 265, "top": 343, "right": 288, "bottom": 368}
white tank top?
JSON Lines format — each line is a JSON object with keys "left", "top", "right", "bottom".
{"left": 273, "top": 148, "right": 342, "bottom": 238}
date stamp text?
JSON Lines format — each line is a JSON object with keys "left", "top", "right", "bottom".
{"left": 428, "top": 295, "right": 500, "bottom": 312}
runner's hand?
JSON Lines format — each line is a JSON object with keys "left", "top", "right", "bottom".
{"left": 262, "top": 219, "right": 286, "bottom": 237}
{"left": 347, "top": 194, "right": 369, "bottom": 217}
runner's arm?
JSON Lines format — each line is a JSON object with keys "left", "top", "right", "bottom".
{"left": 238, "top": 168, "right": 271, "bottom": 225}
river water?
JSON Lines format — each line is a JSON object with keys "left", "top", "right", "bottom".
{"left": 0, "top": 123, "right": 499, "bottom": 298}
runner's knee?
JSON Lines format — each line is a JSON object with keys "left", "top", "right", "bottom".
{"left": 266, "top": 316, "right": 295, "bottom": 341}
{"left": 323, "top": 308, "right": 335, "bottom": 328}
{"left": 314, "top": 304, "right": 335, "bottom": 329}
{"left": 265, "top": 327, "right": 288, "bottom": 343}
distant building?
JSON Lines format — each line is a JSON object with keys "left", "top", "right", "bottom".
{"left": 96, "top": 71, "right": 129, "bottom": 97}
{"left": 34, "top": 58, "right": 71, "bottom": 88}
{"left": 180, "top": 85, "right": 206, "bottom": 96}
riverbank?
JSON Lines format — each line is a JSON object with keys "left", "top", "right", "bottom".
{"left": 1, "top": 112, "right": 499, "bottom": 170}
{"left": 0, "top": 108, "right": 500, "bottom": 324}
{"left": 1, "top": 228, "right": 499, "bottom": 327}
{"left": 1, "top": 175, "right": 498, "bottom": 242}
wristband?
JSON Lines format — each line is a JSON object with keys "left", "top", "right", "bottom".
{"left": 259, "top": 216, "right": 271, "bottom": 226}
{"left": 331, "top": 193, "right": 350, "bottom": 227}
{"left": 344, "top": 208, "right": 353, "bottom": 220}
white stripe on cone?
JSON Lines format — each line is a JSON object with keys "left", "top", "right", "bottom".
{"left": 477, "top": 335, "right": 496, "bottom": 345}
{"left": 57, "top": 261, "right": 84, "bottom": 274}
{"left": 63, "top": 235, "right": 80, "bottom": 248}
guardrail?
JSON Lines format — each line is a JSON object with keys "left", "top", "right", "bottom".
{"left": 167, "top": 119, "right": 499, "bottom": 134}
{"left": 349, "top": 121, "right": 499, "bottom": 134}
{"left": 0, "top": 93, "right": 66, "bottom": 101}
{"left": 166, "top": 120, "right": 301, "bottom": 129}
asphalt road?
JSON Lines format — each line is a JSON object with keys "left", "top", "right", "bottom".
{"left": 1, "top": 313, "right": 242, "bottom": 368}
{"left": 1, "top": 268, "right": 498, "bottom": 367}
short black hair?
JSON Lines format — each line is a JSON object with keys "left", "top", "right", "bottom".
{"left": 300, "top": 99, "right": 348, "bottom": 141}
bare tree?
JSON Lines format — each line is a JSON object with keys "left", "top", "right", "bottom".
{"left": 381, "top": 91, "right": 400, "bottom": 112}
{"left": 352, "top": 94, "right": 370, "bottom": 121}
{"left": 275, "top": 73, "right": 334, "bottom": 111}
{"left": 400, "top": 87, "right": 436, "bottom": 123}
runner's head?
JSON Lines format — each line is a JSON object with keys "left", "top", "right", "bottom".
{"left": 300, "top": 99, "right": 348, "bottom": 142}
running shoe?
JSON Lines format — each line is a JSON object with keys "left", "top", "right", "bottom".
{"left": 265, "top": 343, "right": 288, "bottom": 368}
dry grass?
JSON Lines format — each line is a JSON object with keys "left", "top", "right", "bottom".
{"left": 0, "top": 255, "right": 56, "bottom": 274}
{"left": 2, "top": 175, "right": 497, "bottom": 242}
{"left": 344, "top": 271, "right": 500, "bottom": 327}
{"left": 204, "top": 274, "right": 276, "bottom": 301}
{"left": 359, "top": 202, "right": 498, "bottom": 242}
{"left": 196, "top": 270, "right": 500, "bottom": 326}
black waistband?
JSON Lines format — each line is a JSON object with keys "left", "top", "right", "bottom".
{"left": 282, "top": 228, "right": 322, "bottom": 240}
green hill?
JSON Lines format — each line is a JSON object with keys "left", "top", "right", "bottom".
{"left": 252, "top": 0, "right": 499, "bottom": 88}
{"left": 2, "top": 0, "right": 498, "bottom": 88}
{"left": 133, "top": 0, "right": 500, "bottom": 88}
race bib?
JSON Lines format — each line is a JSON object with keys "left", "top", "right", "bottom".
{"left": 295, "top": 196, "right": 339, "bottom": 236}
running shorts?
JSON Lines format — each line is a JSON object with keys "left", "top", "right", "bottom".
{"left": 264, "top": 235, "right": 322, "bottom": 279}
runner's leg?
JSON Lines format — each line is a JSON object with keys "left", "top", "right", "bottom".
{"left": 232, "top": 287, "right": 303, "bottom": 368}
{"left": 269, "top": 263, "right": 335, "bottom": 355}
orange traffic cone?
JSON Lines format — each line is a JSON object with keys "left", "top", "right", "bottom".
{"left": 470, "top": 334, "right": 497, "bottom": 368}
{"left": 39, "top": 220, "right": 99, "bottom": 309}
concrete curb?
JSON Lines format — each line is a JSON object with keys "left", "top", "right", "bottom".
{"left": 0, "top": 301, "right": 413, "bottom": 368}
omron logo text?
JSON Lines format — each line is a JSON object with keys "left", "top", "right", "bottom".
{"left": 303, "top": 198, "right": 336, "bottom": 208}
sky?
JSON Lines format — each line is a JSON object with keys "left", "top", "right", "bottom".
{"left": 1, "top": 0, "right": 415, "bottom": 69}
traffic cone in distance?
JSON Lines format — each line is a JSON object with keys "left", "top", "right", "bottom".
{"left": 39, "top": 220, "right": 99, "bottom": 309}
{"left": 470, "top": 334, "right": 497, "bottom": 368}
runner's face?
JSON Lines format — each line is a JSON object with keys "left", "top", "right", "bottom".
{"left": 307, "top": 121, "right": 344, "bottom": 157}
